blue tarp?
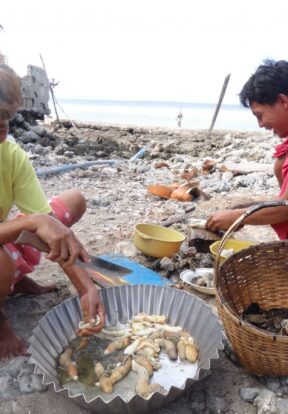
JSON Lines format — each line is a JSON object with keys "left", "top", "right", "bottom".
{"left": 99, "top": 254, "right": 172, "bottom": 286}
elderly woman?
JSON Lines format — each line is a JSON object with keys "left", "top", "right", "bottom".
{"left": 0, "top": 64, "right": 104, "bottom": 361}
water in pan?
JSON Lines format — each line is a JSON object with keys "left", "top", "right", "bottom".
{"left": 58, "top": 326, "right": 198, "bottom": 403}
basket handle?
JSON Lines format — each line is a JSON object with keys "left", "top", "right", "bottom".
{"left": 214, "top": 200, "right": 288, "bottom": 281}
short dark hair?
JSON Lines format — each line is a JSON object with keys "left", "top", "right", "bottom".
{"left": 239, "top": 59, "right": 288, "bottom": 108}
{"left": 0, "top": 64, "right": 22, "bottom": 119}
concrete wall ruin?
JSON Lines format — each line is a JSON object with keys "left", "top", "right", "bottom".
{"left": 0, "top": 57, "right": 50, "bottom": 118}
{"left": 21, "top": 65, "right": 50, "bottom": 116}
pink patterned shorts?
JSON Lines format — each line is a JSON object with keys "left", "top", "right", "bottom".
{"left": 3, "top": 196, "right": 72, "bottom": 285}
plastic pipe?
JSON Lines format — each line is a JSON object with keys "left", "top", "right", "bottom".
{"left": 36, "top": 160, "right": 117, "bottom": 177}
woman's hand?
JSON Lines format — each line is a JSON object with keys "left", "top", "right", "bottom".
{"left": 60, "top": 261, "right": 105, "bottom": 337}
{"left": 206, "top": 209, "right": 243, "bottom": 233}
{"left": 76, "top": 287, "right": 105, "bottom": 336}
{"left": 31, "top": 214, "right": 89, "bottom": 266}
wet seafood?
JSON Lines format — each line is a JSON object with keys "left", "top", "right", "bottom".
{"left": 176, "top": 339, "right": 186, "bottom": 361}
{"left": 184, "top": 342, "right": 198, "bottom": 362}
{"left": 281, "top": 320, "right": 288, "bottom": 335}
{"left": 130, "top": 321, "right": 147, "bottom": 332}
{"left": 124, "top": 338, "right": 142, "bottom": 355}
{"left": 161, "top": 333, "right": 180, "bottom": 347}
{"left": 137, "top": 339, "right": 161, "bottom": 354}
{"left": 175, "top": 336, "right": 198, "bottom": 362}
{"left": 133, "top": 327, "right": 158, "bottom": 336}
{"left": 147, "top": 356, "right": 161, "bottom": 370}
{"left": 132, "top": 360, "right": 162, "bottom": 398}
{"left": 148, "top": 330, "right": 165, "bottom": 341}
{"left": 132, "top": 313, "right": 166, "bottom": 324}
{"left": 195, "top": 272, "right": 214, "bottom": 288}
{"left": 59, "top": 348, "right": 78, "bottom": 381}
{"left": 58, "top": 312, "right": 199, "bottom": 398}
{"left": 155, "top": 338, "right": 177, "bottom": 360}
{"left": 178, "top": 331, "right": 194, "bottom": 341}
{"left": 134, "top": 356, "right": 154, "bottom": 376}
{"left": 96, "top": 356, "right": 132, "bottom": 393}
{"left": 78, "top": 315, "right": 101, "bottom": 330}
{"left": 94, "top": 362, "right": 105, "bottom": 379}
{"left": 136, "top": 346, "right": 158, "bottom": 358}
{"left": 242, "top": 303, "right": 288, "bottom": 334}
{"left": 104, "top": 337, "right": 131, "bottom": 355}
{"left": 101, "top": 327, "right": 132, "bottom": 338}
{"left": 154, "top": 323, "right": 182, "bottom": 333}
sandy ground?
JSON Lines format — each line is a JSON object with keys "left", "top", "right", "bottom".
{"left": 0, "top": 127, "right": 280, "bottom": 414}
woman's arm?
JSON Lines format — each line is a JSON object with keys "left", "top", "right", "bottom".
{"left": 0, "top": 214, "right": 37, "bottom": 244}
{"left": 0, "top": 213, "right": 89, "bottom": 266}
{"left": 206, "top": 204, "right": 288, "bottom": 232}
{"left": 62, "top": 265, "right": 105, "bottom": 335}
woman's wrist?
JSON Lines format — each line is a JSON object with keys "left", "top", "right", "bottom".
{"left": 62, "top": 265, "right": 95, "bottom": 295}
{"left": 24, "top": 213, "right": 46, "bottom": 233}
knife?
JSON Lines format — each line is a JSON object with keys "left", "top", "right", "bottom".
{"left": 16, "top": 230, "right": 131, "bottom": 278}
{"left": 189, "top": 218, "right": 225, "bottom": 237}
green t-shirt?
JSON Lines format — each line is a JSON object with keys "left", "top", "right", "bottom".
{"left": 0, "top": 140, "right": 51, "bottom": 222}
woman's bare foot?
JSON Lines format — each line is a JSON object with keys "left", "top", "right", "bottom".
{"left": 0, "top": 309, "right": 27, "bottom": 361}
{"left": 12, "top": 276, "right": 57, "bottom": 295}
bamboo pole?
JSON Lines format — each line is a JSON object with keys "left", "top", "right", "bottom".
{"left": 207, "top": 73, "right": 231, "bottom": 138}
{"left": 53, "top": 96, "right": 80, "bottom": 132}
{"left": 39, "top": 54, "right": 60, "bottom": 124}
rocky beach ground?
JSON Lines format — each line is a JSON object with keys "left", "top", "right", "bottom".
{"left": 1, "top": 117, "right": 287, "bottom": 414}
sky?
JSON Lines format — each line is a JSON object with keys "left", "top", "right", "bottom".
{"left": 1, "top": 0, "right": 287, "bottom": 104}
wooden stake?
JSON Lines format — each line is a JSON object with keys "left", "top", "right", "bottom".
{"left": 207, "top": 73, "right": 231, "bottom": 138}
{"left": 53, "top": 96, "right": 80, "bottom": 132}
{"left": 39, "top": 54, "right": 60, "bottom": 124}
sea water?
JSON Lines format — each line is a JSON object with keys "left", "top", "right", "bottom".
{"left": 53, "top": 99, "right": 259, "bottom": 131}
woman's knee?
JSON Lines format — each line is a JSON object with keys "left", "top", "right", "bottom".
{"left": 57, "top": 190, "right": 87, "bottom": 224}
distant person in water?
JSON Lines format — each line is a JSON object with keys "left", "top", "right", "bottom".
{"left": 176, "top": 111, "right": 183, "bottom": 127}
{"left": 0, "top": 64, "right": 105, "bottom": 361}
{"left": 206, "top": 59, "right": 288, "bottom": 239}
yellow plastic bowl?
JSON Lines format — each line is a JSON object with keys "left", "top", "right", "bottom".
{"left": 210, "top": 239, "right": 256, "bottom": 263}
{"left": 134, "top": 223, "right": 186, "bottom": 258}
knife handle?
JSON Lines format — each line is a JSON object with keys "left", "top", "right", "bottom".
{"left": 16, "top": 230, "right": 50, "bottom": 253}
{"left": 16, "top": 230, "right": 85, "bottom": 268}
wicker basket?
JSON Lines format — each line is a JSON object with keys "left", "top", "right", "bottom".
{"left": 215, "top": 200, "right": 288, "bottom": 376}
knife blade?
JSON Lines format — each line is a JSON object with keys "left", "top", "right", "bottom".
{"left": 16, "top": 230, "right": 131, "bottom": 277}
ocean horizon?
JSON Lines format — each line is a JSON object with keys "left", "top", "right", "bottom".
{"left": 51, "top": 98, "right": 260, "bottom": 132}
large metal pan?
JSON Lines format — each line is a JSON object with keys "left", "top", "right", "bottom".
{"left": 28, "top": 285, "right": 224, "bottom": 414}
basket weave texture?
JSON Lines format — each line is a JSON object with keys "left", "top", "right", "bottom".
{"left": 216, "top": 240, "right": 288, "bottom": 376}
